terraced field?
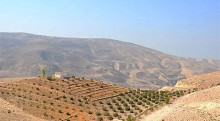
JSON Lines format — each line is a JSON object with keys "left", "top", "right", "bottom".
{"left": 0, "top": 77, "right": 191, "bottom": 121}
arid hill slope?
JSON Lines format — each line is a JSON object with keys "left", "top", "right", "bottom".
{"left": 1, "top": 32, "right": 220, "bottom": 89}
{"left": 175, "top": 71, "right": 220, "bottom": 89}
{"left": 0, "top": 77, "right": 190, "bottom": 121}
{"left": 140, "top": 86, "right": 220, "bottom": 121}
{"left": 161, "top": 71, "right": 220, "bottom": 91}
{"left": 0, "top": 97, "right": 46, "bottom": 121}
{"left": 140, "top": 71, "right": 220, "bottom": 121}
{"left": 0, "top": 77, "right": 130, "bottom": 121}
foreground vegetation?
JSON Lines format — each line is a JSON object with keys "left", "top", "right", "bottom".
{"left": 0, "top": 77, "right": 195, "bottom": 121}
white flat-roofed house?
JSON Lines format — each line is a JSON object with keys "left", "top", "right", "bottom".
{"left": 54, "top": 71, "right": 67, "bottom": 78}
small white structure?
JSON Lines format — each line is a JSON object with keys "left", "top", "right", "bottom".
{"left": 54, "top": 71, "right": 67, "bottom": 78}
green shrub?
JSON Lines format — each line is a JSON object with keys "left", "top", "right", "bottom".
{"left": 106, "top": 101, "right": 111, "bottom": 105}
{"left": 149, "top": 107, "right": 153, "bottom": 112}
{"left": 137, "top": 101, "right": 142, "bottom": 105}
{"left": 125, "top": 106, "right": 130, "bottom": 111}
{"left": 120, "top": 110, "right": 124, "bottom": 113}
{"left": 109, "top": 105, "right": 113, "bottom": 109}
{"left": 66, "top": 112, "right": 71, "bottom": 115}
{"left": 78, "top": 99, "right": 82, "bottom": 102}
{"left": 117, "top": 97, "right": 121, "bottom": 101}
{"left": 126, "top": 115, "right": 135, "bottom": 121}
{"left": 108, "top": 115, "right": 113, "bottom": 120}
{"left": 88, "top": 111, "right": 92, "bottom": 114}
{"left": 97, "top": 117, "right": 103, "bottom": 121}
{"left": 134, "top": 98, "right": 138, "bottom": 102}
{"left": 103, "top": 111, "right": 109, "bottom": 116}
{"left": 117, "top": 106, "right": 122, "bottom": 110}
{"left": 96, "top": 112, "right": 101, "bottom": 116}
{"left": 102, "top": 107, "right": 107, "bottom": 111}
{"left": 58, "top": 110, "right": 63, "bottom": 113}
{"left": 68, "top": 97, "right": 73, "bottom": 100}
{"left": 47, "top": 76, "right": 52, "bottom": 80}
{"left": 113, "top": 112, "right": 118, "bottom": 117}
{"left": 164, "top": 97, "right": 170, "bottom": 104}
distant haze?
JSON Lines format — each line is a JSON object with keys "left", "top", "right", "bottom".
{"left": 0, "top": 32, "right": 220, "bottom": 89}
{"left": 0, "top": 0, "right": 219, "bottom": 59}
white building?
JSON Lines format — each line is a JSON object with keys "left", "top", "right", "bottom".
{"left": 54, "top": 71, "right": 67, "bottom": 78}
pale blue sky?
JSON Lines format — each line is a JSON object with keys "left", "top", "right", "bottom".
{"left": 0, "top": 0, "right": 219, "bottom": 59}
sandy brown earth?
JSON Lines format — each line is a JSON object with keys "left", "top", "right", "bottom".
{"left": 0, "top": 97, "right": 46, "bottom": 121}
{"left": 0, "top": 77, "right": 130, "bottom": 121}
{"left": 0, "top": 77, "right": 45, "bottom": 121}
{"left": 160, "top": 71, "right": 220, "bottom": 92}
{"left": 0, "top": 78, "right": 27, "bottom": 83}
{"left": 175, "top": 71, "right": 220, "bottom": 89}
{"left": 139, "top": 85, "right": 220, "bottom": 121}
{"left": 1, "top": 71, "right": 220, "bottom": 121}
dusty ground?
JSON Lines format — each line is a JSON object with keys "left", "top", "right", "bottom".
{"left": 0, "top": 77, "right": 186, "bottom": 121}
{"left": 0, "top": 77, "right": 129, "bottom": 121}
{"left": 0, "top": 77, "right": 45, "bottom": 121}
{"left": 160, "top": 71, "right": 220, "bottom": 92}
{"left": 0, "top": 78, "right": 27, "bottom": 83}
{"left": 139, "top": 85, "right": 220, "bottom": 121}
{"left": 175, "top": 71, "right": 220, "bottom": 89}
{"left": 0, "top": 97, "right": 46, "bottom": 121}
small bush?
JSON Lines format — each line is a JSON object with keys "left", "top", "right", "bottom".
{"left": 102, "top": 107, "right": 107, "bottom": 111}
{"left": 108, "top": 115, "right": 113, "bottom": 120}
{"left": 88, "top": 111, "right": 92, "bottom": 114}
{"left": 47, "top": 76, "right": 52, "bottom": 80}
{"left": 120, "top": 110, "right": 124, "bottom": 113}
{"left": 126, "top": 115, "right": 135, "bottom": 121}
{"left": 103, "top": 111, "right": 109, "bottom": 116}
{"left": 97, "top": 117, "right": 103, "bottom": 121}
{"left": 58, "top": 110, "right": 63, "bottom": 113}
{"left": 164, "top": 97, "right": 170, "bottom": 104}
{"left": 66, "top": 112, "right": 71, "bottom": 115}
{"left": 96, "top": 112, "right": 101, "bottom": 116}
{"left": 113, "top": 112, "right": 118, "bottom": 117}
{"left": 125, "top": 106, "right": 130, "bottom": 111}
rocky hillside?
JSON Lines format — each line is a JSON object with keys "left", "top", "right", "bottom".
{"left": 0, "top": 32, "right": 220, "bottom": 89}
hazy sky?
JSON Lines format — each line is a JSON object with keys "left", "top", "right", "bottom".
{"left": 0, "top": 0, "right": 219, "bottom": 59}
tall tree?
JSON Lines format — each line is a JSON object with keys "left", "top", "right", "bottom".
{"left": 41, "top": 67, "right": 45, "bottom": 77}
